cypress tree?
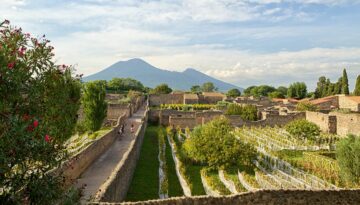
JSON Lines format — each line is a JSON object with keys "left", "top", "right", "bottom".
{"left": 354, "top": 75, "right": 360, "bottom": 96}
{"left": 342, "top": 68, "right": 350, "bottom": 95}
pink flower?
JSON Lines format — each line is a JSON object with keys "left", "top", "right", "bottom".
{"left": 44, "top": 135, "right": 51, "bottom": 142}
{"left": 7, "top": 62, "right": 15, "bottom": 69}
{"left": 33, "top": 120, "right": 39, "bottom": 128}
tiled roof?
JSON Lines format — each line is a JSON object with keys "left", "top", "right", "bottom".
{"left": 310, "top": 96, "right": 336, "bottom": 105}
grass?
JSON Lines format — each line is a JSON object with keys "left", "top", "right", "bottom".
{"left": 164, "top": 128, "right": 184, "bottom": 197}
{"left": 202, "top": 169, "right": 231, "bottom": 195}
{"left": 125, "top": 126, "right": 159, "bottom": 202}
{"left": 224, "top": 168, "right": 247, "bottom": 193}
{"left": 170, "top": 132, "right": 206, "bottom": 196}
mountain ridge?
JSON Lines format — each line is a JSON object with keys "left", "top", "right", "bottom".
{"left": 83, "top": 58, "right": 242, "bottom": 92}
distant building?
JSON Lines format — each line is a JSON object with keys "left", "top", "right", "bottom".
{"left": 183, "top": 93, "right": 199, "bottom": 104}
{"left": 200, "top": 92, "right": 226, "bottom": 104}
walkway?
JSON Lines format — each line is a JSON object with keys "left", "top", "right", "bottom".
{"left": 75, "top": 105, "right": 147, "bottom": 203}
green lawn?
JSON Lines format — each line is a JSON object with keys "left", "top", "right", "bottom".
{"left": 164, "top": 130, "right": 184, "bottom": 197}
{"left": 125, "top": 126, "right": 159, "bottom": 202}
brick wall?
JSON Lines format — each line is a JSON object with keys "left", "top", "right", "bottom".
{"left": 332, "top": 112, "right": 360, "bottom": 136}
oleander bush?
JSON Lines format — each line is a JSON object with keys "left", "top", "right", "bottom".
{"left": 0, "top": 20, "right": 81, "bottom": 204}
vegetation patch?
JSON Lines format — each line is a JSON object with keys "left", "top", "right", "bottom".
{"left": 125, "top": 126, "right": 159, "bottom": 201}
{"left": 201, "top": 168, "right": 231, "bottom": 195}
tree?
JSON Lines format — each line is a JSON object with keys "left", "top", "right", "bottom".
{"left": 285, "top": 119, "right": 320, "bottom": 141}
{"left": 190, "top": 85, "right": 201, "bottom": 94}
{"left": 183, "top": 117, "right": 256, "bottom": 169}
{"left": 82, "top": 81, "right": 108, "bottom": 132}
{"left": 244, "top": 86, "right": 256, "bottom": 96}
{"left": 107, "top": 77, "right": 144, "bottom": 93}
{"left": 336, "top": 135, "right": 360, "bottom": 185}
{"left": 296, "top": 101, "right": 318, "bottom": 111}
{"left": 354, "top": 75, "right": 360, "bottom": 96}
{"left": 226, "top": 88, "right": 241, "bottom": 98}
{"left": 287, "top": 82, "right": 307, "bottom": 99}
{"left": 151, "top": 83, "right": 172, "bottom": 94}
{"left": 202, "top": 82, "right": 215, "bottom": 92}
{"left": 277, "top": 86, "right": 288, "bottom": 97}
{"left": 334, "top": 77, "right": 342, "bottom": 95}
{"left": 342, "top": 68, "right": 350, "bottom": 95}
{"left": 268, "top": 91, "right": 285, "bottom": 99}
{"left": 0, "top": 20, "right": 81, "bottom": 204}
{"left": 225, "top": 104, "right": 258, "bottom": 121}
{"left": 315, "top": 76, "right": 327, "bottom": 98}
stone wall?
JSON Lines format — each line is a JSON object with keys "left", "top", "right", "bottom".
{"left": 56, "top": 114, "right": 128, "bottom": 187}
{"left": 149, "top": 94, "right": 184, "bottom": 106}
{"left": 195, "top": 110, "right": 223, "bottom": 124}
{"left": 339, "top": 96, "right": 360, "bottom": 112}
{"left": 332, "top": 112, "right": 360, "bottom": 136}
{"left": 91, "top": 109, "right": 149, "bottom": 202}
{"left": 89, "top": 189, "right": 360, "bottom": 205}
{"left": 107, "top": 104, "right": 131, "bottom": 120}
{"left": 305, "top": 111, "right": 337, "bottom": 134}
{"left": 169, "top": 116, "right": 197, "bottom": 129}
{"left": 159, "top": 110, "right": 195, "bottom": 127}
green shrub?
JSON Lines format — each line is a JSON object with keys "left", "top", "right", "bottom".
{"left": 336, "top": 135, "right": 360, "bottom": 186}
{"left": 183, "top": 117, "right": 256, "bottom": 169}
{"left": 285, "top": 119, "right": 320, "bottom": 141}
{"left": 296, "top": 101, "right": 318, "bottom": 111}
{"left": 225, "top": 104, "right": 258, "bottom": 121}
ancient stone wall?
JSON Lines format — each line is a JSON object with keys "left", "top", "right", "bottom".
{"left": 159, "top": 110, "right": 195, "bottom": 126}
{"left": 92, "top": 109, "right": 149, "bottom": 202}
{"left": 89, "top": 189, "right": 360, "bottom": 205}
{"left": 338, "top": 96, "right": 360, "bottom": 112}
{"left": 56, "top": 114, "right": 128, "bottom": 187}
{"left": 107, "top": 104, "right": 131, "bottom": 120}
{"left": 196, "top": 110, "right": 223, "bottom": 124}
{"left": 149, "top": 94, "right": 184, "bottom": 106}
{"left": 169, "top": 116, "right": 197, "bottom": 129}
{"left": 305, "top": 111, "right": 337, "bottom": 134}
{"left": 331, "top": 112, "right": 360, "bottom": 136}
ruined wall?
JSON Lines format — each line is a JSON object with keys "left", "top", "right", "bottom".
{"left": 148, "top": 109, "right": 161, "bottom": 123}
{"left": 195, "top": 110, "right": 223, "bottom": 124}
{"left": 227, "top": 112, "right": 305, "bottom": 128}
{"left": 169, "top": 116, "right": 197, "bottom": 129}
{"left": 57, "top": 114, "right": 128, "bottom": 187}
{"left": 159, "top": 110, "right": 195, "bottom": 126}
{"left": 107, "top": 104, "right": 131, "bottom": 120}
{"left": 339, "top": 96, "right": 360, "bottom": 112}
{"left": 149, "top": 94, "right": 183, "bottom": 106}
{"left": 89, "top": 189, "right": 360, "bottom": 205}
{"left": 305, "top": 111, "right": 337, "bottom": 134}
{"left": 332, "top": 112, "right": 360, "bottom": 136}
{"left": 92, "top": 109, "right": 149, "bottom": 202}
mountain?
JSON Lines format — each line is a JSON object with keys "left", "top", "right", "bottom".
{"left": 83, "top": 58, "right": 242, "bottom": 92}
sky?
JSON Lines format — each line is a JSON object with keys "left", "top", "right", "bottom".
{"left": 1, "top": 0, "right": 360, "bottom": 90}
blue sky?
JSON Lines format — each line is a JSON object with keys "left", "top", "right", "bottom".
{"left": 2, "top": 0, "right": 360, "bottom": 90}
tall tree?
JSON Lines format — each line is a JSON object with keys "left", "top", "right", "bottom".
{"left": 82, "top": 81, "right": 108, "bottom": 132}
{"left": 287, "top": 82, "right": 307, "bottom": 99}
{"left": 342, "top": 68, "right": 350, "bottom": 95}
{"left": 226, "top": 88, "right": 241, "bottom": 98}
{"left": 334, "top": 77, "right": 342, "bottom": 95}
{"left": 354, "top": 75, "right": 360, "bottom": 96}
{"left": 315, "top": 76, "right": 327, "bottom": 98}
{"left": 151, "top": 83, "right": 173, "bottom": 94}
{"left": 190, "top": 85, "right": 201, "bottom": 93}
{"left": 277, "top": 86, "right": 288, "bottom": 97}
{"left": 202, "top": 82, "right": 215, "bottom": 92}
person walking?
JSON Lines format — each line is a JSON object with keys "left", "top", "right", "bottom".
{"left": 130, "top": 124, "right": 134, "bottom": 134}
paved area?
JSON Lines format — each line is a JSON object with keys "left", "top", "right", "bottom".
{"left": 75, "top": 105, "right": 147, "bottom": 202}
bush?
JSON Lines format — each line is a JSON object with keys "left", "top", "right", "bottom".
{"left": 285, "top": 119, "right": 320, "bottom": 141}
{"left": 183, "top": 117, "right": 256, "bottom": 169}
{"left": 82, "top": 81, "right": 108, "bottom": 132}
{"left": 225, "top": 104, "right": 258, "bottom": 121}
{"left": 0, "top": 20, "right": 81, "bottom": 204}
{"left": 336, "top": 135, "right": 360, "bottom": 186}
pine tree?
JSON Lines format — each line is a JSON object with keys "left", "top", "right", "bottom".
{"left": 342, "top": 68, "right": 350, "bottom": 95}
{"left": 354, "top": 75, "right": 360, "bottom": 96}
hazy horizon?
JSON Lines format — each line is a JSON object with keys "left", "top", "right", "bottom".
{"left": 1, "top": 0, "right": 360, "bottom": 90}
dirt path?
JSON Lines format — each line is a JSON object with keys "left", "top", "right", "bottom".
{"left": 74, "top": 105, "right": 147, "bottom": 203}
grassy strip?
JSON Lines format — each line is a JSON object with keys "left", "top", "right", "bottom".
{"left": 125, "top": 126, "right": 159, "bottom": 201}
{"left": 164, "top": 128, "right": 184, "bottom": 197}
{"left": 169, "top": 131, "right": 206, "bottom": 195}
{"left": 223, "top": 168, "right": 247, "bottom": 193}
{"left": 238, "top": 164, "right": 260, "bottom": 189}
{"left": 201, "top": 169, "right": 231, "bottom": 195}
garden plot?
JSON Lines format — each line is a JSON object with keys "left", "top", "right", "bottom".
{"left": 201, "top": 169, "right": 231, "bottom": 196}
